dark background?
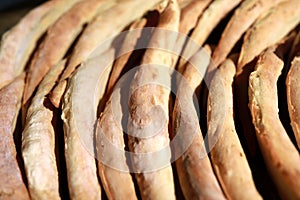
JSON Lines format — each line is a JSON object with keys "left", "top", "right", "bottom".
{"left": 0, "top": 0, "right": 45, "bottom": 11}
{"left": 0, "top": 0, "right": 45, "bottom": 36}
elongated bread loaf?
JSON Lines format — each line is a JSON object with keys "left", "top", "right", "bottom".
{"left": 96, "top": 91, "right": 138, "bottom": 200}
{"left": 208, "top": 59, "right": 261, "bottom": 199}
{"left": 249, "top": 50, "right": 300, "bottom": 199}
{"left": 95, "top": 17, "right": 149, "bottom": 200}
{"left": 0, "top": 74, "right": 29, "bottom": 200}
{"left": 127, "top": 0, "right": 179, "bottom": 199}
{"left": 173, "top": 48, "right": 225, "bottom": 199}
{"left": 62, "top": 49, "right": 115, "bottom": 199}
{"left": 22, "top": 60, "right": 66, "bottom": 200}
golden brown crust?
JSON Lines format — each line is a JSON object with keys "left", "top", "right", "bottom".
{"left": 233, "top": 31, "right": 297, "bottom": 159}
{"left": 95, "top": 18, "right": 148, "bottom": 200}
{"left": 0, "top": 74, "right": 29, "bottom": 200}
{"left": 207, "top": 59, "right": 262, "bottom": 199}
{"left": 23, "top": 0, "right": 114, "bottom": 105}
{"left": 174, "top": 0, "right": 212, "bottom": 62}
{"left": 179, "top": 0, "right": 212, "bottom": 34}
{"left": 96, "top": 95, "right": 137, "bottom": 200}
{"left": 0, "top": 0, "right": 81, "bottom": 90}
{"left": 177, "top": 0, "right": 242, "bottom": 73}
{"left": 286, "top": 56, "right": 300, "bottom": 149}
{"left": 50, "top": 0, "right": 162, "bottom": 109}
{"left": 127, "top": 1, "right": 179, "bottom": 199}
{"left": 61, "top": 0, "right": 163, "bottom": 85}
{"left": 62, "top": 49, "right": 115, "bottom": 199}
{"left": 237, "top": 0, "right": 300, "bottom": 74}
{"left": 172, "top": 48, "right": 225, "bottom": 200}
{"left": 22, "top": 60, "right": 66, "bottom": 200}
{"left": 249, "top": 50, "right": 300, "bottom": 199}
{"left": 106, "top": 18, "right": 147, "bottom": 96}
{"left": 211, "top": 0, "right": 285, "bottom": 68}
{"left": 95, "top": 19, "right": 147, "bottom": 200}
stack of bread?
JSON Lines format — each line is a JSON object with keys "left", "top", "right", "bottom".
{"left": 0, "top": 0, "right": 299, "bottom": 199}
